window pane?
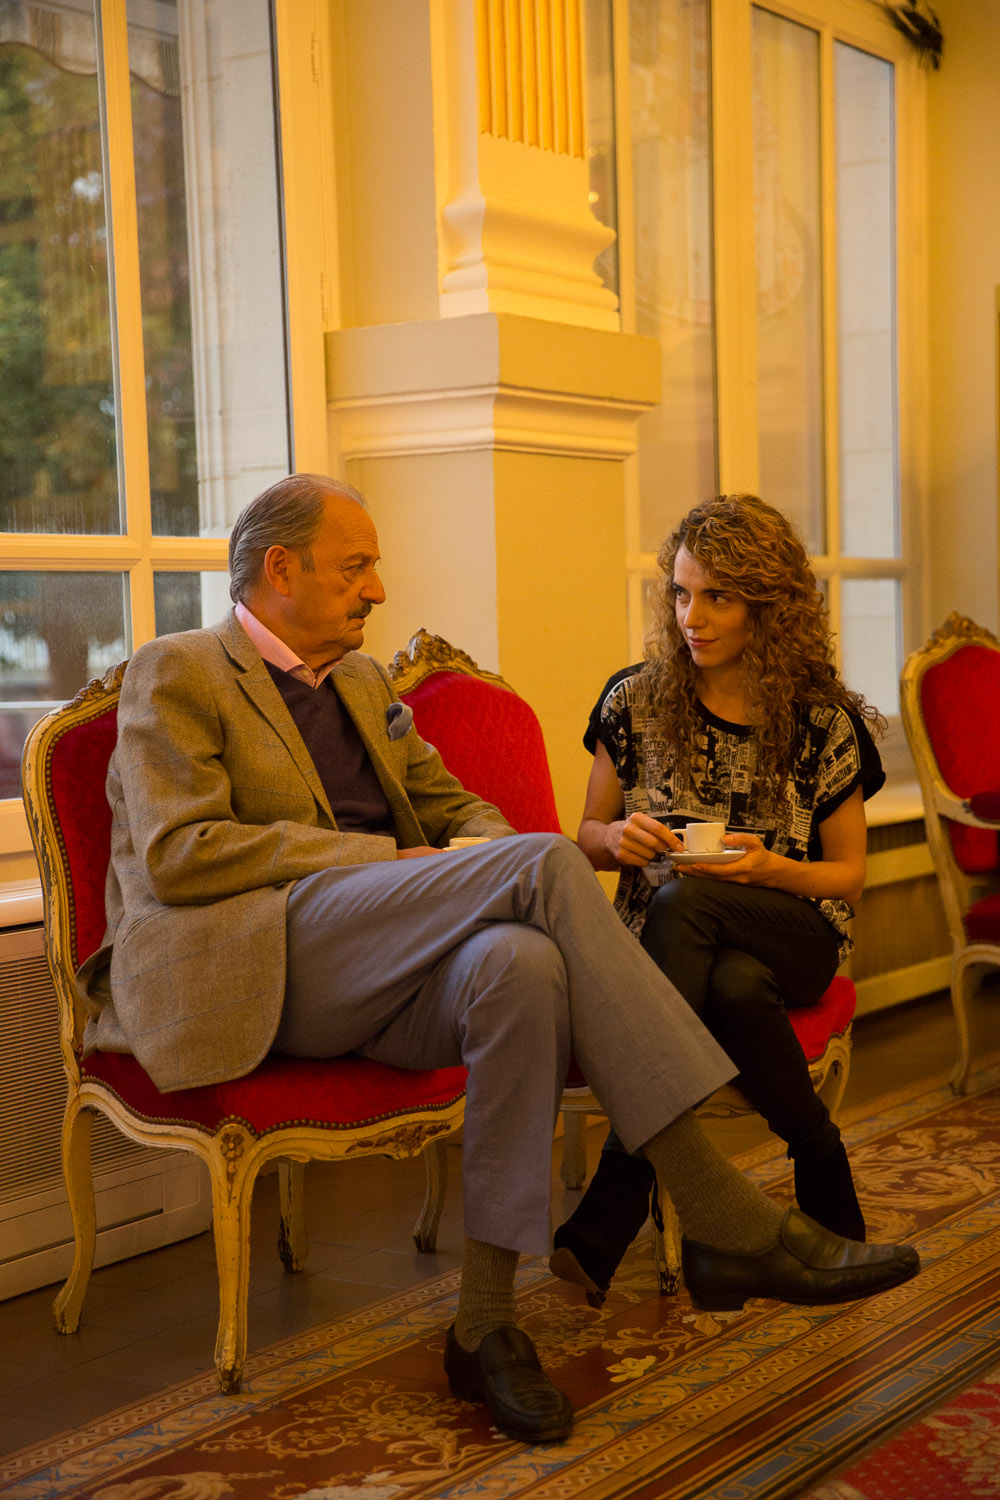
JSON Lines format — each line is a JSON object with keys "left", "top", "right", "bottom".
{"left": 0, "top": 6, "right": 120, "bottom": 535}
{"left": 835, "top": 43, "right": 898, "bottom": 558}
{"left": 0, "top": 572, "right": 128, "bottom": 797}
{"left": 153, "top": 571, "right": 229, "bottom": 635}
{"left": 585, "top": 0, "right": 619, "bottom": 298}
{"left": 630, "top": 0, "right": 716, "bottom": 551}
{"left": 840, "top": 577, "right": 900, "bottom": 716}
{"left": 127, "top": 0, "right": 290, "bottom": 538}
{"left": 752, "top": 8, "right": 823, "bottom": 551}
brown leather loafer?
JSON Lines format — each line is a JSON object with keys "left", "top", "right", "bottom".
{"left": 444, "top": 1323, "right": 573, "bottom": 1442}
{"left": 682, "top": 1208, "right": 920, "bottom": 1312}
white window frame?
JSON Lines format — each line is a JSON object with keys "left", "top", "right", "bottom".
{"left": 0, "top": 0, "right": 336, "bottom": 860}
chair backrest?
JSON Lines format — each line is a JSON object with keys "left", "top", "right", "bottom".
{"left": 389, "top": 629, "right": 562, "bottom": 834}
{"left": 21, "top": 664, "right": 125, "bottom": 1070}
{"left": 900, "top": 613, "right": 1000, "bottom": 939}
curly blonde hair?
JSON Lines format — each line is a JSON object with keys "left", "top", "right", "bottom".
{"left": 642, "top": 494, "right": 884, "bottom": 799}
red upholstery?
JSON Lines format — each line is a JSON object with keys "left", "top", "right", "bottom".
{"left": 401, "top": 671, "right": 562, "bottom": 834}
{"left": 921, "top": 644, "right": 1000, "bottom": 873}
{"left": 49, "top": 708, "right": 119, "bottom": 970}
{"left": 82, "top": 1050, "right": 466, "bottom": 1136}
{"left": 52, "top": 685, "right": 467, "bottom": 1135}
{"left": 963, "top": 893, "right": 1000, "bottom": 943}
{"left": 968, "top": 791, "right": 1000, "bottom": 822}
{"left": 788, "top": 975, "right": 855, "bottom": 1062}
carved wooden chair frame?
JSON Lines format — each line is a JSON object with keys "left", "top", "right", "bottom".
{"left": 22, "top": 661, "right": 465, "bottom": 1393}
{"left": 900, "top": 612, "right": 1000, "bottom": 1093}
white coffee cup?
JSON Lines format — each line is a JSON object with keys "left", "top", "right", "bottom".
{"left": 447, "top": 836, "right": 491, "bottom": 849}
{"left": 682, "top": 821, "right": 726, "bottom": 854}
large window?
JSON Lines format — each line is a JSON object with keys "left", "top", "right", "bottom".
{"left": 587, "top": 0, "right": 923, "bottom": 732}
{"left": 0, "top": 0, "right": 291, "bottom": 802}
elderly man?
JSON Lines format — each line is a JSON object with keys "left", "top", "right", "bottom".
{"left": 80, "top": 473, "right": 918, "bottom": 1444}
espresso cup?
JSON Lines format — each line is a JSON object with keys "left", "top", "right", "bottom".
{"left": 447, "top": 836, "right": 491, "bottom": 848}
{"left": 683, "top": 821, "right": 726, "bottom": 854}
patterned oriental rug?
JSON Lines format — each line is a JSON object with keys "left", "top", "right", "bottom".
{"left": 4, "top": 1067, "right": 1000, "bottom": 1500}
{"left": 799, "top": 1366, "right": 1000, "bottom": 1499}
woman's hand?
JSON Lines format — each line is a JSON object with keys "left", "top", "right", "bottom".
{"left": 679, "top": 831, "right": 770, "bottom": 882}
{"left": 577, "top": 743, "right": 680, "bottom": 872}
{"left": 680, "top": 789, "right": 868, "bottom": 903}
{"left": 606, "top": 811, "right": 680, "bottom": 867}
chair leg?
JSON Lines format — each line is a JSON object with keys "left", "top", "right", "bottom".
{"left": 209, "top": 1145, "right": 255, "bottom": 1395}
{"left": 560, "top": 1111, "right": 588, "bottom": 1190}
{"left": 815, "top": 1043, "right": 851, "bottom": 1118}
{"left": 53, "top": 1099, "right": 96, "bottom": 1335}
{"left": 413, "top": 1138, "right": 448, "bottom": 1252}
{"left": 653, "top": 1189, "right": 682, "bottom": 1295}
{"left": 950, "top": 960, "right": 974, "bottom": 1096}
{"left": 277, "top": 1160, "right": 309, "bottom": 1272}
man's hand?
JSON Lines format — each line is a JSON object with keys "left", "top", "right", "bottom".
{"left": 396, "top": 845, "right": 442, "bottom": 859}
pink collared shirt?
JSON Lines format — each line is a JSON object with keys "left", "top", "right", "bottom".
{"left": 234, "top": 601, "right": 337, "bottom": 689}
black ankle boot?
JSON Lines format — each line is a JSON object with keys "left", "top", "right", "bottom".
{"left": 793, "top": 1142, "right": 866, "bottom": 1242}
{"left": 549, "top": 1151, "right": 655, "bottom": 1307}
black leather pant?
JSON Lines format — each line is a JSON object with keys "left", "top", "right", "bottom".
{"left": 605, "top": 875, "right": 841, "bottom": 1160}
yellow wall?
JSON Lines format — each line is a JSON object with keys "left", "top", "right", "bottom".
{"left": 354, "top": 444, "right": 628, "bottom": 837}
{"left": 494, "top": 448, "right": 627, "bottom": 831}
{"left": 351, "top": 449, "right": 500, "bottom": 673}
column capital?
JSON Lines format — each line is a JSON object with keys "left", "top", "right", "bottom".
{"left": 326, "top": 313, "right": 660, "bottom": 461}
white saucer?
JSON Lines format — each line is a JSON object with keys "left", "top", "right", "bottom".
{"left": 668, "top": 849, "right": 747, "bottom": 865}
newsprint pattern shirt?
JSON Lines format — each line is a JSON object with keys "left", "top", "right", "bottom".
{"left": 585, "top": 666, "right": 886, "bottom": 964}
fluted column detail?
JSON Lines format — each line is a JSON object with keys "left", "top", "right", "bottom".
{"left": 434, "top": 0, "right": 617, "bottom": 329}
{"left": 477, "top": 0, "right": 584, "bottom": 156}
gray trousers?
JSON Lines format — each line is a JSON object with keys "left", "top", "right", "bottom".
{"left": 273, "top": 833, "right": 735, "bottom": 1254}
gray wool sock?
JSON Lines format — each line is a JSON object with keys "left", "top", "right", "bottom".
{"left": 454, "top": 1237, "right": 520, "bottom": 1351}
{"left": 643, "top": 1109, "right": 784, "bottom": 1252}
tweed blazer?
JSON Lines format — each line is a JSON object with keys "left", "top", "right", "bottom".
{"left": 78, "top": 612, "right": 513, "bottom": 1091}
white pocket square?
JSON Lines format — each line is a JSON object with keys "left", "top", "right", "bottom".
{"left": 386, "top": 702, "right": 414, "bottom": 740}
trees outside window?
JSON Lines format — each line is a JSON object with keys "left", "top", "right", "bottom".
{"left": 0, "top": 0, "right": 290, "bottom": 801}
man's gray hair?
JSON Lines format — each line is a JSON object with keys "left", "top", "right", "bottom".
{"left": 228, "top": 473, "right": 366, "bottom": 604}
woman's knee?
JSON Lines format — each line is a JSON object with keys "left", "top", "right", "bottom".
{"left": 708, "top": 948, "right": 779, "bottom": 1013}
{"left": 641, "top": 876, "right": 716, "bottom": 953}
{"left": 648, "top": 874, "right": 719, "bottom": 921}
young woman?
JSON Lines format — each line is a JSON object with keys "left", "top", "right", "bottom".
{"left": 551, "top": 493, "right": 885, "bottom": 1307}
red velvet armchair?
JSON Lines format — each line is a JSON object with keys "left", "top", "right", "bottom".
{"left": 901, "top": 613, "right": 1000, "bottom": 1093}
{"left": 21, "top": 661, "right": 467, "bottom": 1395}
{"left": 391, "top": 630, "right": 857, "bottom": 1291}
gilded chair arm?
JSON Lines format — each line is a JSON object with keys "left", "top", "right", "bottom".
{"left": 929, "top": 781, "right": 1000, "bottom": 827}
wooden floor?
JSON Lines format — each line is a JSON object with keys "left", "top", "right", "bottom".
{"left": 1, "top": 984, "right": 998, "bottom": 1460}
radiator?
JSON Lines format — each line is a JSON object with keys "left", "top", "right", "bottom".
{"left": 0, "top": 922, "right": 211, "bottom": 1300}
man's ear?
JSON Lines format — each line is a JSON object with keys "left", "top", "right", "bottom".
{"left": 261, "top": 544, "right": 293, "bottom": 597}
